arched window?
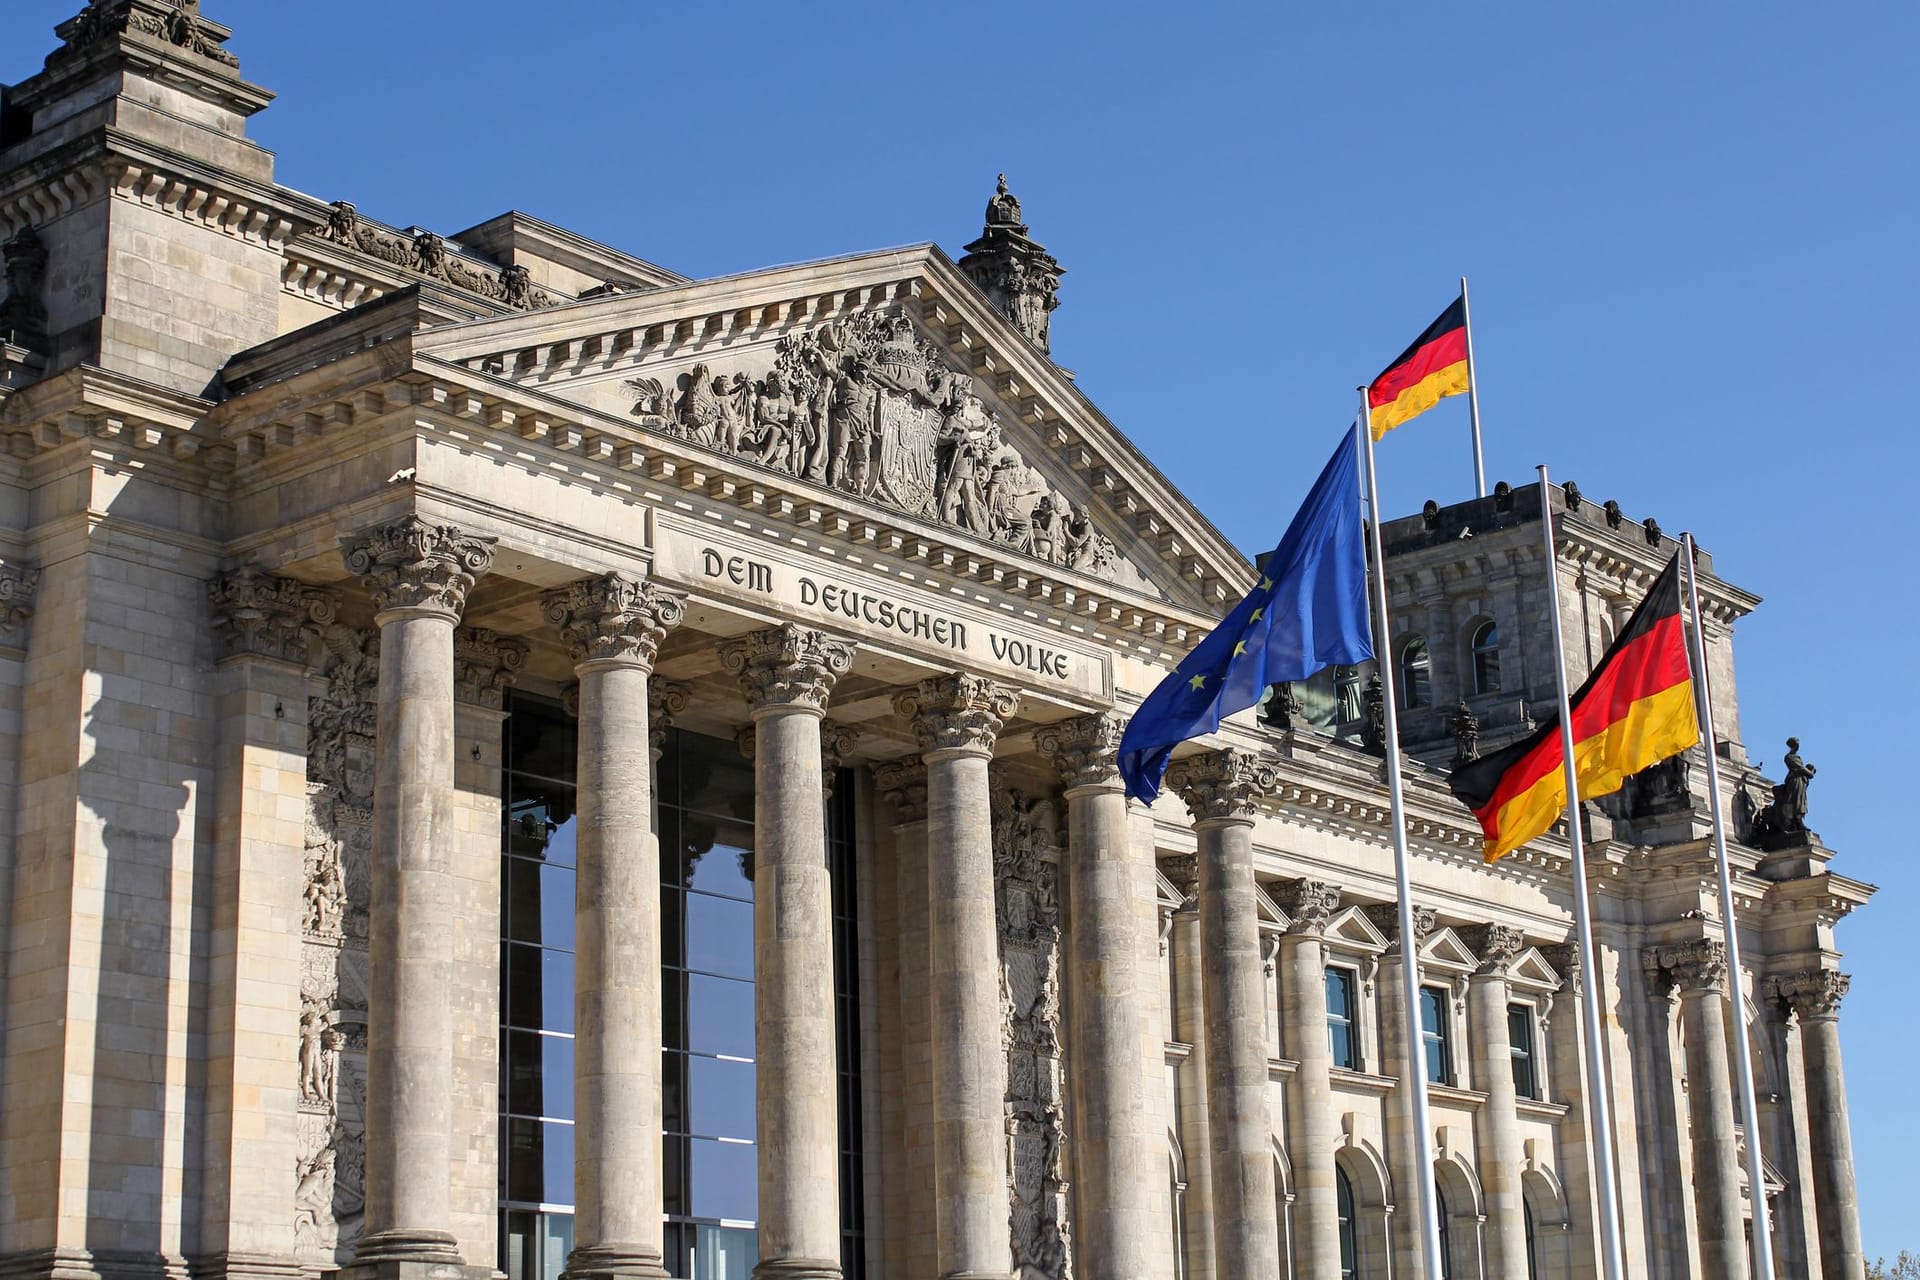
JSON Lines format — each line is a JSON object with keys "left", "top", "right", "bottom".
{"left": 1525, "top": 1196, "right": 1540, "bottom": 1280}
{"left": 1471, "top": 621, "right": 1501, "bottom": 694}
{"left": 1336, "top": 1166, "right": 1359, "bottom": 1280}
{"left": 1401, "top": 637, "right": 1432, "bottom": 709}
{"left": 1435, "top": 1181, "right": 1454, "bottom": 1280}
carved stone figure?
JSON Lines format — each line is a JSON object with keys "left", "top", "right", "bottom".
{"left": 0, "top": 225, "right": 50, "bottom": 350}
{"left": 1451, "top": 699, "right": 1480, "bottom": 764}
{"left": 1753, "top": 737, "right": 1817, "bottom": 847}
{"left": 959, "top": 175, "right": 1066, "bottom": 353}
{"left": 677, "top": 362, "right": 724, "bottom": 445}
{"left": 54, "top": 0, "right": 240, "bottom": 67}
{"left": 498, "top": 264, "right": 534, "bottom": 310}
{"left": 1362, "top": 673, "right": 1387, "bottom": 753}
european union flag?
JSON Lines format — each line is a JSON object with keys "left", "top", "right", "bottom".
{"left": 1119, "top": 427, "right": 1374, "bottom": 803}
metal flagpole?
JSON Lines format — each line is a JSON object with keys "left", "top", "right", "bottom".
{"left": 1534, "top": 465, "right": 1629, "bottom": 1280}
{"left": 1357, "top": 395, "right": 1445, "bottom": 1280}
{"left": 1680, "top": 532, "right": 1778, "bottom": 1280}
{"left": 1461, "top": 277, "right": 1488, "bottom": 499}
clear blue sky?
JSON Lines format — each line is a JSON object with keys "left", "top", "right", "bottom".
{"left": 11, "top": 0, "right": 1915, "bottom": 1258}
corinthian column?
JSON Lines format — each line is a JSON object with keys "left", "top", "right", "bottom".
{"left": 1035, "top": 712, "right": 1155, "bottom": 1276}
{"left": 1665, "top": 939, "right": 1748, "bottom": 1280}
{"left": 1778, "top": 970, "right": 1863, "bottom": 1280}
{"left": 1368, "top": 903, "right": 1437, "bottom": 1280}
{"left": 1168, "top": 749, "right": 1282, "bottom": 1279}
{"left": 341, "top": 516, "right": 495, "bottom": 1267}
{"left": 1271, "top": 875, "right": 1339, "bottom": 1279}
{"left": 1464, "top": 924, "right": 1532, "bottom": 1279}
{"left": 544, "top": 575, "right": 686, "bottom": 1280}
{"left": 720, "top": 625, "right": 855, "bottom": 1280}
{"left": 893, "top": 673, "right": 1020, "bottom": 1280}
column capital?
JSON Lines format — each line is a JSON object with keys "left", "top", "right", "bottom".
{"left": 821, "top": 721, "right": 861, "bottom": 799}
{"left": 874, "top": 759, "right": 929, "bottom": 825}
{"left": 1773, "top": 968, "right": 1850, "bottom": 1021}
{"left": 1540, "top": 941, "right": 1583, "bottom": 995}
{"left": 1159, "top": 853, "right": 1199, "bottom": 906}
{"left": 1272, "top": 877, "right": 1340, "bottom": 935}
{"left": 0, "top": 559, "right": 38, "bottom": 644}
{"left": 543, "top": 572, "right": 686, "bottom": 672}
{"left": 648, "top": 679, "right": 692, "bottom": 759}
{"left": 1034, "top": 711, "right": 1126, "bottom": 791}
{"left": 1464, "top": 923, "right": 1528, "bottom": 977}
{"left": 207, "top": 565, "right": 338, "bottom": 665}
{"left": 893, "top": 671, "right": 1019, "bottom": 756}
{"left": 1364, "top": 902, "right": 1436, "bottom": 948}
{"left": 720, "top": 623, "right": 854, "bottom": 715}
{"left": 1166, "top": 747, "right": 1276, "bottom": 825}
{"left": 1644, "top": 936, "right": 1728, "bottom": 995}
{"left": 341, "top": 515, "right": 496, "bottom": 619}
{"left": 452, "top": 626, "right": 528, "bottom": 709}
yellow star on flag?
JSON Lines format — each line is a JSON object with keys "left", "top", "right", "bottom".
{"left": 1260, "top": 576, "right": 1274, "bottom": 591}
{"left": 1250, "top": 607, "right": 1264, "bottom": 622}
{"left": 1188, "top": 673, "right": 1207, "bottom": 691}
{"left": 1233, "top": 641, "right": 1247, "bottom": 656}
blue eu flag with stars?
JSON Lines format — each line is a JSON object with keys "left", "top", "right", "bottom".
{"left": 1119, "top": 427, "right": 1374, "bottom": 803}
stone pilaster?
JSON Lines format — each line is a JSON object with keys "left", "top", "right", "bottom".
{"left": 544, "top": 574, "right": 686, "bottom": 1280}
{"left": 1162, "top": 855, "right": 1216, "bottom": 1280}
{"left": 1367, "top": 903, "right": 1437, "bottom": 1280}
{"left": 1035, "top": 712, "right": 1155, "bottom": 1277}
{"left": 1168, "top": 750, "right": 1282, "bottom": 1279}
{"left": 339, "top": 517, "right": 495, "bottom": 1269}
{"left": 1271, "top": 874, "right": 1339, "bottom": 1280}
{"left": 1463, "top": 924, "right": 1531, "bottom": 1279}
{"left": 1652, "top": 939, "right": 1748, "bottom": 1280}
{"left": 1776, "top": 970, "right": 1863, "bottom": 1280}
{"left": 721, "top": 625, "right": 855, "bottom": 1280}
{"left": 892, "top": 674, "right": 1019, "bottom": 1280}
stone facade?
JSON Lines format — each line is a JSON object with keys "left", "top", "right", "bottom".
{"left": 0, "top": 8, "right": 1873, "bottom": 1280}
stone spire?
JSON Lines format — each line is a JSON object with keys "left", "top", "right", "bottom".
{"left": 958, "top": 174, "right": 1065, "bottom": 355}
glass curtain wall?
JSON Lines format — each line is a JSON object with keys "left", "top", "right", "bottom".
{"left": 499, "top": 696, "right": 866, "bottom": 1280}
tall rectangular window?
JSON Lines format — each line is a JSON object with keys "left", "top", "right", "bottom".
{"left": 1326, "top": 967, "right": 1358, "bottom": 1071}
{"left": 1508, "top": 1003, "right": 1539, "bottom": 1099}
{"left": 1419, "top": 986, "right": 1452, "bottom": 1084}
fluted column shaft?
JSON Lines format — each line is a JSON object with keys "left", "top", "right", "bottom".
{"left": 343, "top": 517, "right": 495, "bottom": 1266}
{"left": 1465, "top": 927, "right": 1530, "bottom": 1279}
{"left": 896, "top": 675, "right": 1019, "bottom": 1280}
{"left": 1038, "top": 713, "right": 1154, "bottom": 1277}
{"left": 723, "top": 626, "right": 855, "bottom": 1280}
{"left": 546, "top": 576, "right": 686, "bottom": 1280}
{"left": 1274, "top": 879, "right": 1339, "bottom": 1279}
{"left": 1170, "top": 750, "right": 1281, "bottom": 1279}
{"left": 1782, "top": 971, "right": 1863, "bottom": 1280}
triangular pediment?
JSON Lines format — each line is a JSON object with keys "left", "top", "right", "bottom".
{"left": 1324, "top": 905, "right": 1389, "bottom": 954}
{"left": 1419, "top": 927, "right": 1479, "bottom": 973}
{"left": 406, "top": 245, "right": 1251, "bottom": 621}
{"left": 1508, "top": 947, "right": 1564, "bottom": 993}
{"left": 1255, "top": 885, "right": 1292, "bottom": 933}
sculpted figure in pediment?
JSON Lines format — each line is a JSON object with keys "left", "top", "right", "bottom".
{"left": 829, "top": 357, "right": 878, "bottom": 494}
{"left": 676, "top": 363, "right": 725, "bottom": 446}
{"left": 937, "top": 386, "right": 998, "bottom": 533}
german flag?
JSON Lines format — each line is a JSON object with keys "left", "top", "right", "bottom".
{"left": 1368, "top": 295, "right": 1470, "bottom": 439}
{"left": 1450, "top": 554, "right": 1699, "bottom": 862}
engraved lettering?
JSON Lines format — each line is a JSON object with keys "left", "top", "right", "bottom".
{"left": 799, "top": 577, "right": 818, "bottom": 607}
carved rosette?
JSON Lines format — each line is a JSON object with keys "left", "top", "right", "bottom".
{"left": 340, "top": 517, "right": 496, "bottom": 619}
{"left": 542, "top": 573, "right": 686, "bottom": 671}
{"left": 1365, "top": 902, "right": 1437, "bottom": 948}
{"left": 1159, "top": 853, "right": 1200, "bottom": 907}
{"left": 874, "top": 760, "right": 929, "bottom": 825}
{"left": 893, "top": 672, "right": 1020, "bottom": 756}
{"left": 719, "top": 624, "right": 854, "bottom": 715}
{"left": 1541, "top": 942, "right": 1583, "bottom": 996}
{"left": 1773, "top": 969, "right": 1849, "bottom": 1022}
{"left": 208, "top": 567, "right": 338, "bottom": 665}
{"left": 1465, "top": 923, "right": 1528, "bottom": 977}
{"left": 1166, "top": 747, "right": 1277, "bottom": 825}
{"left": 1033, "top": 711, "right": 1125, "bottom": 792}
{"left": 1273, "top": 878, "right": 1341, "bottom": 936}
{"left": 452, "top": 627, "right": 529, "bottom": 709}
{"left": 648, "top": 679, "right": 692, "bottom": 759}
{"left": 0, "top": 560, "right": 40, "bottom": 647}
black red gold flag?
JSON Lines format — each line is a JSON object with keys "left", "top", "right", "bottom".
{"left": 1368, "top": 295, "right": 1470, "bottom": 439}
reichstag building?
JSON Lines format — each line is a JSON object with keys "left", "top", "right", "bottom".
{"left": 0, "top": 5, "right": 1872, "bottom": 1280}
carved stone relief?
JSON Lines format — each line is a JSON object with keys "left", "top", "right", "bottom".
{"left": 993, "top": 778, "right": 1071, "bottom": 1280}
{"left": 0, "top": 226, "right": 49, "bottom": 351}
{"left": 52, "top": 0, "right": 240, "bottom": 69}
{"left": 295, "top": 623, "right": 377, "bottom": 1263}
{"left": 313, "top": 200, "right": 558, "bottom": 311}
{"left": 620, "top": 307, "right": 1122, "bottom": 581}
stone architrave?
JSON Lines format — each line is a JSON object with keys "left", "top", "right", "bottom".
{"left": 543, "top": 574, "right": 686, "bottom": 1280}
{"left": 1034, "top": 712, "right": 1155, "bottom": 1277}
{"left": 720, "top": 625, "right": 855, "bottom": 1280}
{"left": 339, "top": 516, "right": 495, "bottom": 1268}
{"left": 893, "top": 673, "right": 1020, "bottom": 1280}
{"left": 1775, "top": 970, "right": 1863, "bottom": 1280}
{"left": 1463, "top": 923, "right": 1532, "bottom": 1279}
{"left": 1168, "top": 749, "right": 1282, "bottom": 1279}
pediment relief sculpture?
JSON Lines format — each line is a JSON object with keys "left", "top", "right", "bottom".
{"left": 620, "top": 306, "right": 1127, "bottom": 584}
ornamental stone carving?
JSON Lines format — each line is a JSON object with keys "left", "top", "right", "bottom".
{"left": 1160, "top": 853, "right": 1200, "bottom": 905}
{"left": 1165, "top": 747, "right": 1277, "bottom": 824}
{"left": 648, "top": 679, "right": 692, "bottom": 759}
{"left": 1541, "top": 942, "right": 1583, "bottom": 996}
{"left": 1451, "top": 699, "right": 1481, "bottom": 765}
{"left": 893, "top": 672, "right": 1020, "bottom": 755}
{"left": 1644, "top": 937, "right": 1728, "bottom": 996}
{"left": 0, "top": 560, "right": 40, "bottom": 647}
{"left": 313, "top": 200, "right": 558, "bottom": 310}
{"left": 340, "top": 516, "right": 496, "bottom": 618}
{"left": 1273, "top": 878, "right": 1341, "bottom": 936}
{"left": 719, "top": 623, "right": 854, "bottom": 713}
{"left": 0, "top": 226, "right": 50, "bottom": 351}
{"left": 208, "top": 567, "right": 338, "bottom": 664}
{"left": 1033, "top": 711, "right": 1125, "bottom": 791}
{"left": 1465, "top": 924, "right": 1528, "bottom": 976}
{"left": 52, "top": 0, "right": 240, "bottom": 69}
{"left": 821, "top": 721, "right": 861, "bottom": 798}
{"left": 542, "top": 573, "right": 686, "bottom": 670}
{"left": 452, "top": 627, "right": 528, "bottom": 709}
{"left": 1773, "top": 969, "right": 1849, "bottom": 1021}
{"left": 873, "top": 759, "right": 929, "bottom": 825}
{"left": 1365, "top": 902, "right": 1437, "bottom": 946}
{"left": 617, "top": 306, "right": 1122, "bottom": 581}
{"left": 958, "top": 175, "right": 1065, "bottom": 355}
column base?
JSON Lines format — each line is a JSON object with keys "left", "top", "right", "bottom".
{"left": 0, "top": 1248, "right": 189, "bottom": 1280}
{"left": 343, "top": 1232, "right": 472, "bottom": 1276}
{"left": 935, "top": 1272, "right": 1006, "bottom": 1280}
{"left": 562, "top": 1247, "right": 670, "bottom": 1280}
{"left": 750, "top": 1261, "right": 840, "bottom": 1280}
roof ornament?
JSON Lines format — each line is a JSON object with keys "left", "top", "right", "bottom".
{"left": 50, "top": 0, "right": 239, "bottom": 69}
{"left": 959, "top": 174, "right": 1065, "bottom": 355}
